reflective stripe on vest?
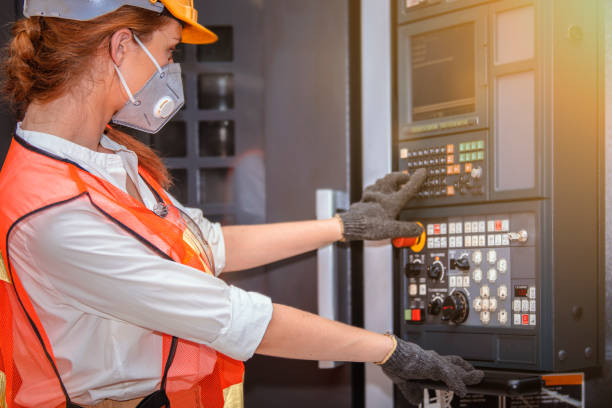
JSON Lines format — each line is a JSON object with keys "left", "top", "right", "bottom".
{"left": 0, "top": 136, "right": 244, "bottom": 408}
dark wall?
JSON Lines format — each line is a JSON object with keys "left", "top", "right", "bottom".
{"left": 0, "top": 1, "right": 18, "bottom": 167}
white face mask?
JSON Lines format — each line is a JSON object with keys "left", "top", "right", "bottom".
{"left": 111, "top": 34, "right": 184, "bottom": 134}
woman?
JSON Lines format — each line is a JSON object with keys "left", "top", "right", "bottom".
{"left": 0, "top": 1, "right": 483, "bottom": 407}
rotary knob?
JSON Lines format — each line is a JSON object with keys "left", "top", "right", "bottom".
{"left": 428, "top": 261, "right": 444, "bottom": 280}
{"left": 428, "top": 298, "right": 443, "bottom": 316}
{"left": 442, "top": 291, "right": 469, "bottom": 324}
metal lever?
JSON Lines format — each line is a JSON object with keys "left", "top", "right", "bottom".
{"left": 508, "top": 229, "right": 529, "bottom": 243}
{"left": 316, "top": 189, "right": 349, "bottom": 369}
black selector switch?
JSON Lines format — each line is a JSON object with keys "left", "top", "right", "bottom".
{"left": 405, "top": 262, "right": 425, "bottom": 277}
{"left": 450, "top": 255, "right": 470, "bottom": 271}
{"left": 441, "top": 292, "right": 469, "bottom": 324}
{"left": 428, "top": 299, "right": 442, "bottom": 316}
{"left": 428, "top": 262, "right": 444, "bottom": 280}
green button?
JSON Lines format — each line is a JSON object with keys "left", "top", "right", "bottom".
{"left": 405, "top": 309, "right": 412, "bottom": 321}
{"left": 471, "top": 141, "right": 478, "bottom": 150}
{"left": 477, "top": 140, "right": 485, "bottom": 150}
{"left": 477, "top": 151, "right": 484, "bottom": 160}
{"left": 459, "top": 143, "right": 466, "bottom": 152}
{"left": 459, "top": 153, "right": 466, "bottom": 162}
{"left": 471, "top": 152, "right": 478, "bottom": 161}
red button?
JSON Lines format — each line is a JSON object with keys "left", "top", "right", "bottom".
{"left": 434, "top": 224, "right": 440, "bottom": 234}
{"left": 522, "top": 314, "right": 529, "bottom": 325}
{"left": 412, "top": 309, "right": 422, "bottom": 322}
{"left": 495, "top": 220, "right": 502, "bottom": 231}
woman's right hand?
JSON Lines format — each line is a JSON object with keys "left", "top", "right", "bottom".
{"left": 380, "top": 336, "right": 484, "bottom": 405}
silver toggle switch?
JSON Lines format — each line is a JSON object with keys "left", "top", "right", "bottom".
{"left": 508, "top": 229, "right": 528, "bottom": 243}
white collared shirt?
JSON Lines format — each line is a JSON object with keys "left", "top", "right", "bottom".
{"left": 9, "top": 123, "right": 273, "bottom": 406}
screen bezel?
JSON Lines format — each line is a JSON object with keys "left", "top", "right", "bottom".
{"left": 398, "top": 6, "right": 488, "bottom": 140}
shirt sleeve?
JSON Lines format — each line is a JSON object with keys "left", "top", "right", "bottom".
{"left": 14, "top": 197, "right": 272, "bottom": 361}
{"left": 165, "top": 192, "right": 226, "bottom": 276}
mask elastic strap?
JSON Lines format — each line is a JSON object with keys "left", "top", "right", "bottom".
{"left": 132, "top": 33, "right": 164, "bottom": 75}
{"left": 113, "top": 63, "right": 138, "bottom": 105}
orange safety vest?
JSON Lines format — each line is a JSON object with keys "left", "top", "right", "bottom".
{"left": 0, "top": 135, "right": 244, "bottom": 408}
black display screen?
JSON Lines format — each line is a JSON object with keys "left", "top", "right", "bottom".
{"left": 411, "top": 23, "right": 476, "bottom": 121}
{"left": 514, "top": 286, "right": 528, "bottom": 298}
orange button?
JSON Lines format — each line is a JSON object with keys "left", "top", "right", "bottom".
{"left": 454, "top": 164, "right": 461, "bottom": 174}
{"left": 412, "top": 309, "right": 422, "bottom": 322}
{"left": 447, "top": 185, "right": 455, "bottom": 196}
{"left": 447, "top": 165, "right": 453, "bottom": 175}
{"left": 447, "top": 155, "right": 454, "bottom": 164}
{"left": 447, "top": 144, "right": 455, "bottom": 154}
{"left": 465, "top": 163, "right": 473, "bottom": 173}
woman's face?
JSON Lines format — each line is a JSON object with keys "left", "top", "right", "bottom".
{"left": 112, "top": 18, "right": 182, "bottom": 107}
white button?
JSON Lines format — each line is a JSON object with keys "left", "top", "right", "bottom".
{"left": 513, "top": 313, "right": 521, "bottom": 325}
{"left": 472, "top": 235, "right": 479, "bottom": 247}
{"left": 529, "top": 300, "right": 536, "bottom": 312}
{"left": 488, "top": 235, "right": 495, "bottom": 246}
{"left": 513, "top": 299, "right": 522, "bottom": 311}
{"left": 456, "top": 222, "right": 463, "bottom": 234}
{"left": 427, "top": 224, "right": 435, "bottom": 235}
{"left": 528, "top": 286, "right": 536, "bottom": 299}
{"left": 465, "top": 236, "right": 472, "bottom": 247}
{"left": 473, "top": 297, "right": 482, "bottom": 312}
{"left": 400, "top": 148, "right": 409, "bottom": 159}
{"left": 502, "top": 234, "right": 510, "bottom": 246}
{"left": 471, "top": 222, "right": 479, "bottom": 233}
{"left": 450, "top": 276, "right": 456, "bottom": 287}
{"left": 480, "top": 285, "right": 490, "bottom": 298}
{"left": 419, "top": 284, "right": 427, "bottom": 296}
{"left": 473, "top": 268, "right": 483, "bottom": 283}
{"left": 478, "top": 221, "right": 486, "bottom": 233}
{"left": 482, "top": 298, "right": 490, "bottom": 312}
{"left": 495, "top": 234, "right": 502, "bottom": 246}
{"left": 498, "top": 285, "right": 508, "bottom": 300}
{"left": 499, "top": 309, "right": 508, "bottom": 324}
{"left": 434, "top": 238, "right": 440, "bottom": 248}
{"left": 463, "top": 276, "right": 470, "bottom": 287}
{"left": 472, "top": 250, "right": 483, "bottom": 265}
{"left": 455, "top": 277, "right": 463, "bottom": 288}
{"left": 456, "top": 236, "right": 463, "bottom": 248}
{"left": 427, "top": 238, "right": 434, "bottom": 249}
{"left": 479, "top": 235, "right": 486, "bottom": 247}
{"left": 441, "top": 237, "right": 447, "bottom": 248}
{"left": 481, "top": 311, "right": 491, "bottom": 325}
{"left": 487, "top": 250, "right": 497, "bottom": 264}
{"left": 449, "top": 237, "right": 456, "bottom": 248}
{"left": 529, "top": 314, "right": 536, "bottom": 326}
{"left": 487, "top": 268, "right": 497, "bottom": 283}
{"left": 497, "top": 258, "right": 508, "bottom": 273}
{"left": 487, "top": 220, "right": 495, "bottom": 232}
{"left": 464, "top": 222, "right": 471, "bottom": 233}
{"left": 502, "top": 219, "right": 510, "bottom": 232}
{"left": 441, "top": 223, "right": 447, "bottom": 234}
{"left": 449, "top": 223, "right": 456, "bottom": 234}
{"left": 489, "top": 297, "right": 498, "bottom": 312}
{"left": 521, "top": 300, "right": 529, "bottom": 312}
{"left": 409, "top": 284, "right": 418, "bottom": 296}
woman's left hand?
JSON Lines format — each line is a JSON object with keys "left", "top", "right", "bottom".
{"left": 338, "top": 169, "right": 426, "bottom": 241}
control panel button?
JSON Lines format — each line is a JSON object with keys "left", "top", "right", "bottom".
{"left": 449, "top": 223, "right": 456, "bottom": 234}
{"left": 499, "top": 309, "right": 508, "bottom": 324}
{"left": 528, "top": 286, "right": 536, "bottom": 299}
{"left": 502, "top": 234, "right": 510, "bottom": 246}
{"left": 419, "top": 284, "right": 427, "bottom": 296}
{"left": 480, "top": 285, "right": 490, "bottom": 298}
{"left": 463, "top": 276, "right": 470, "bottom": 287}
{"left": 472, "top": 250, "right": 483, "bottom": 265}
{"left": 522, "top": 314, "right": 529, "bottom": 325}
{"left": 513, "top": 313, "right": 521, "bottom": 325}
{"left": 465, "top": 222, "right": 471, "bottom": 233}
{"left": 489, "top": 297, "right": 498, "bottom": 312}
{"left": 497, "top": 258, "right": 508, "bottom": 273}
{"left": 487, "top": 250, "right": 497, "bottom": 264}
{"left": 529, "top": 300, "right": 536, "bottom": 312}
{"left": 488, "top": 235, "right": 495, "bottom": 246}
{"left": 487, "top": 268, "right": 497, "bottom": 283}
{"left": 513, "top": 299, "right": 521, "bottom": 311}
{"left": 449, "top": 276, "right": 456, "bottom": 287}
{"left": 480, "top": 311, "right": 491, "bottom": 325}
{"left": 487, "top": 220, "right": 495, "bottom": 232}
{"left": 473, "top": 268, "right": 483, "bottom": 283}
{"left": 529, "top": 314, "right": 536, "bottom": 326}
{"left": 409, "top": 284, "right": 418, "bottom": 296}
{"left": 521, "top": 300, "right": 529, "bottom": 312}
{"left": 498, "top": 285, "right": 508, "bottom": 300}
{"left": 465, "top": 236, "right": 472, "bottom": 247}
{"left": 482, "top": 298, "right": 490, "bottom": 312}
{"left": 456, "top": 222, "right": 463, "bottom": 234}
{"left": 473, "top": 296, "right": 482, "bottom": 312}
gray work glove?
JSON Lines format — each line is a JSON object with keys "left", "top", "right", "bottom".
{"left": 338, "top": 169, "right": 426, "bottom": 241}
{"left": 381, "top": 336, "right": 484, "bottom": 406}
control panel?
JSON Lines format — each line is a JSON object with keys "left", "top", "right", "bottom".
{"left": 399, "top": 133, "right": 488, "bottom": 204}
{"left": 401, "top": 216, "right": 536, "bottom": 331}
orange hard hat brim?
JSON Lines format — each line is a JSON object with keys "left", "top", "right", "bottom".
{"left": 159, "top": 0, "right": 218, "bottom": 44}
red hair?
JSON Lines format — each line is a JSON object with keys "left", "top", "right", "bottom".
{"left": 1, "top": 6, "right": 172, "bottom": 188}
